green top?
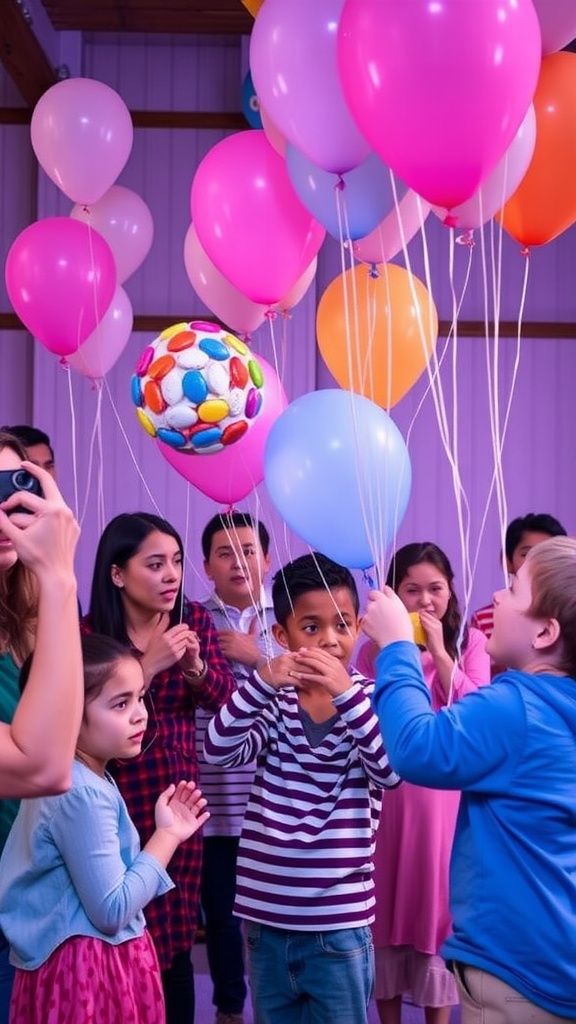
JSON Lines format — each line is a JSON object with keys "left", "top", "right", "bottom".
{"left": 0, "top": 653, "right": 21, "bottom": 852}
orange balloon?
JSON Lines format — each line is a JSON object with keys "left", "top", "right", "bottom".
{"left": 497, "top": 52, "right": 576, "bottom": 247}
{"left": 316, "top": 263, "right": 438, "bottom": 409}
{"left": 241, "top": 0, "right": 265, "bottom": 16}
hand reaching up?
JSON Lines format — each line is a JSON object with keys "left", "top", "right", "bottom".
{"left": 154, "top": 781, "right": 209, "bottom": 842}
{"left": 0, "top": 462, "right": 79, "bottom": 583}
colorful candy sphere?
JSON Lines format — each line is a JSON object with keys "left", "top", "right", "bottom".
{"left": 131, "top": 320, "right": 265, "bottom": 453}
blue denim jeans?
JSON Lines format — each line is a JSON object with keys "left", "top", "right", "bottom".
{"left": 244, "top": 921, "right": 374, "bottom": 1024}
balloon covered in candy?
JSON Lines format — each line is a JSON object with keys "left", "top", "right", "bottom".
{"left": 131, "top": 321, "right": 265, "bottom": 454}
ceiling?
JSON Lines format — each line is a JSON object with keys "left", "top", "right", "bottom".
{"left": 0, "top": 0, "right": 253, "bottom": 109}
{"left": 41, "top": 0, "right": 253, "bottom": 35}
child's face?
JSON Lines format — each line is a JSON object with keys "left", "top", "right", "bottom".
{"left": 396, "top": 562, "right": 451, "bottom": 620}
{"left": 488, "top": 561, "right": 537, "bottom": 670}
{"left": 204, "top": 525, "right": 270, "bottom": 609}
{"left": 508, "top": 530, "right": 554, "bottom": 575}
{"left": 77, "top": 657, "right": 148, "bottom": 774}
{"left": 274, "top": 586, "right": 359, "bottom": 667}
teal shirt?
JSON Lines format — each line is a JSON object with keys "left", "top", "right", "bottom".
{"left": 0, "top": 653, "right": 21, "bottom": 852}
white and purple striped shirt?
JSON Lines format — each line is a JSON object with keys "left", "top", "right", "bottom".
{"left": 204, "top": 669, "right": 400, "bottom": 931}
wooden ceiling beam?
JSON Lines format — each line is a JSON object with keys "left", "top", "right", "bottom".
{"left": 0, "top": 0, "right": 58, "bottom": 108}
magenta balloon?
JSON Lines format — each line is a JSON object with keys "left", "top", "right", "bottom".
{"left": 532, "top": 0, "right": 576, "bottom": 55}
{"left": 191, "top": 131, "right": 326, "bottom": 305}
{"left": 338, "top": 0, "right": 541, "bottom": 209}
{"left": 183, "top": 222, "right": 267, "bottom": 335}
{"left": 273, "top": 257, "right": 317, "bottom": 312}
{"left": 158, "top": 355, "right": 288, "bottom": 504}
{"left": 5, "top": 217, "right": 117, "bottom": 357}
{"left": 431, "top": 105, "right": 537, "bottom": 231}
{"left": 70, "top": 185, "right": 154, "bottom": 284}
{"left": 66, "top": 285, "right": 133, "bottom": 379}
{"left": 31, "top": 78, "right": 133, "bottom": 205}
{"left": 250, "top": 0, "right": 370, "bottom": 174}
{"left": 352, "top": 191, "right": 430, "bottom": 266}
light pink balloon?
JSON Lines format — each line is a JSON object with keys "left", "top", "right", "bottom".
{"left": 352, "top": 191, "right": 430, "bottom": 266}
{"left": 532, "top": 0, "right": 576, "bottom": 55}
{"left": 250, "top": 0, "right": 370, "bottom": 174}
{"left": 70, "top": 185, "right": 154, "bottom": 284}
{"left": 431, "top": 105, "right": 537, "bottom": 231}
{"left": 338, "top": 0, "right": 541, "bottom": 209}
{"left": 259, "top": 103, "right": 286, "bottom": 157}
{"left": 158, "top": 355, "right": 288, "bottom": 504}
{"left": 66, "top": 285, "right": 133, "bottom": 379}
{"left": 183, "top": 223, "right": 268, "bottom": 335}
{"left": 191, "top": 131, "right": 325, "bottom": 305}
{"left": 274, "top": 257, "right": 317, "bottom": 312}
{"left": 31, "top": 78, "right": 133, "bottom": 205}
{"left": 5, "top": 218, "right": 117, "bottom": 357}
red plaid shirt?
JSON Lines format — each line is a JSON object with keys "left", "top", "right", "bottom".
{"left": 82, "top": 600, "right": 234, "bottom": 969}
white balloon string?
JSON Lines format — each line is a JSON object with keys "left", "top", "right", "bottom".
{"left": 63, "top": 361, "right": 80, "bottom": 519}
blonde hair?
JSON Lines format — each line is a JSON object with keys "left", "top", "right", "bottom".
{"left": 526, "top": 536, "right": 576, "bottom": 677}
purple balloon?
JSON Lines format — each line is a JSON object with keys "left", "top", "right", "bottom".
{"left": 286, "top": 146, "right": 404, "bottom": 241}
{"left": 250, "top": 0, "right": 370, "bottom": 174}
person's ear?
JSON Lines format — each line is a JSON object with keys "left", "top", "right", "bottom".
{"left": 111, "top": 565, "right": 124, "bottom": 589}
{"left": 532, "top": 618, "right": 561, "bottom": 651}
{"left": 272, "top": 622, "right": 290, "bottom": 650}
{"left": 203, "top": 558, "right": 214, "bottom": 582}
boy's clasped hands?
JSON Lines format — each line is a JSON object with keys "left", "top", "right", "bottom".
{"left": 258, "top": 647, "right": 354, "bottom": 698}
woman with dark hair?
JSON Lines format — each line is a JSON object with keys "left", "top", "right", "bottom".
{"left": 356, "top": 542, "right": 490, "bottom": 1024}
{"left": 83, "top": 511, "right": 234, "bottom": 1024}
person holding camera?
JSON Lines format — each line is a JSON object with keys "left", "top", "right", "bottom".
{"left": 0, "top": 430, "right": 84, "bottom": 1021}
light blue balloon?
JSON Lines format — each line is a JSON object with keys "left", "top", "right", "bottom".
{"left": 264, "top": 389, "right": 412, "bottom": 569}
{"left": 286, "top": 144, "right": 403, "bottom": 241}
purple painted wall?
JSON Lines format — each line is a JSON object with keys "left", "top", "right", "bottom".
{"left": 1, "top": 32, "right": 575, "bottom": 617}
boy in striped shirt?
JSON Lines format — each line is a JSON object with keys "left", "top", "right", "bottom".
{"left": 205, "top": 552, "right": 400, "bottom": 1024}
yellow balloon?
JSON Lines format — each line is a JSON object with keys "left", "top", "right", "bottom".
{"left": 316, "top": 263, "right": 438, "bottom": 408}
{"left": 242, "top": 0, "right": 265, "bottom": 16}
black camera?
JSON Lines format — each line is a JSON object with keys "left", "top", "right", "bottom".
{"left": 0, "top": 469, "right": 43, "bottom": 514}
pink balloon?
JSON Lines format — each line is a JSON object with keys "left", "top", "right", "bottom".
{"left": 5, "top": 218, "right": 117, "bottom": 357}
{"left": 259, "top": 103, "right": 287, "bottom": 157}
{"left": 338, "top": 0, "right": 542, "bottom": 209}
{"left": 66, "top": 285, "right": 133, "bottom": 379}
{"left": 31, "top": 78, "right": 133, "bottom": 205}
{"left": 273, "top": 257, "right": 317, "bottom": 312}
{"left": 532, "top": 0, "right": 576, "bottom": 55}
{"left": 183, "top": 223, "right": 267, "bottom": 335}
{"left": 70, "top": 185, "right": 154, "bottom": 284}
{"left": 250, "top": 0, "right": 370, "bottom": 174}
{"left": 191, "top": 131, "right": 325, "bottom": 305}
{"left": 158, "top": 355, "right": 288, "bottom": 504}
{"left": 431, "top": 105, "right": 537, "bottom": 231}
{"left": 352, "top": 191, "right": 430, "bottom": 266}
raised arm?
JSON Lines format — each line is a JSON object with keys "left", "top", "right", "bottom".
{"left": 0, "top": 464, "right": 83, "bottom": 797}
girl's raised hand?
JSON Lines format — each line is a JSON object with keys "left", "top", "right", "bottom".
{"left": 154, "top": 781, "right": 209, "bottom": 842}
{"left": 0, "top": 462, "right": 79, "bottom": 581}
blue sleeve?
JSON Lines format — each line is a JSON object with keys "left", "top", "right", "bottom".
{"left": 50, "top": 786, "right": 173, "bottom": 935}
{"left": 372, "top": 641, "right": 525, "bottom": 790}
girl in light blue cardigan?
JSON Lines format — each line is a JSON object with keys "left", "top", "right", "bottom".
{"left": 0, "top": 634, "right": 209, "bottom": 1024}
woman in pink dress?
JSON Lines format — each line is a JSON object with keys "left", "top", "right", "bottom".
{"left": 356, "top": 543, "right": 490, "bottom": 1024}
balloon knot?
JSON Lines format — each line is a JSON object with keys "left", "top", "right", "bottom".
{"left": 362, "top": 569, "right": 376, "bottom": 589}
{"left": 240, "top": 332, "right": 251, "bottom": 343}
{"left": 59, "top": 356, "right": 70, "bottom": 369}
{"left": 335, "top": 176, "right": 345, "bottom": 191}
{"left": 520, "top": 246, "right": 530, "bottom": 258}
{"left": 456, "top": 230, "right": 475, "bottom": 248}
{"left": 443, "top": 214, "right": 458, "bottom": 228}
{"left": 368, "top": 263, "right": 380, "bottom": 279}
{"left": 265, "top": 309, "right": 278, "bottom": 322}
